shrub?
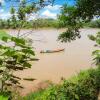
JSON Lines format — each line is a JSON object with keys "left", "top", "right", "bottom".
{"left": 24, "top": 67, "right": 100, "bottom": 100}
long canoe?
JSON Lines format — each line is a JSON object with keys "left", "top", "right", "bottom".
{"left": 40, "top": 49, "right": 65, "bottom": 53}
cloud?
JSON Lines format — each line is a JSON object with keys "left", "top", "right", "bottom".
{"left": 0, "top": 9, "right": 4, "bottom": 13}
{"left": 45, "top": 5, "right": 62, "bottom": 11}
{"left": 26, "top": 13, "right": 39, "bottom": 20}
{"left": 0, "top": 12, "right": 11, "bottom": 19}
{"left": 40, "top": 5, "right": 61, "bottom": 19}
{"left": 41, "top": 10, "right": 57, "bottom": 19}
{"left": 0, "top": 4, "right": 61, "bottom": 20}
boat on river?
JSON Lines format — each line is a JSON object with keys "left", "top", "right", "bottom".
{"left": 40, "top": 49, "right": 65, "bottom": 53}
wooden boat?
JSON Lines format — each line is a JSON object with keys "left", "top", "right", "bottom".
{"left": 40, "top": 49, "right": 65, "bottom": 53}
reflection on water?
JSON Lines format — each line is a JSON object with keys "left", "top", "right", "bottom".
{"left": 8, "top": 28, "right": 100, "bottom": 95}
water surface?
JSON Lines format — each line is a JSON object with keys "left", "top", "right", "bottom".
{"left": 8, "top": 28, "right": 100, "bottom": 95}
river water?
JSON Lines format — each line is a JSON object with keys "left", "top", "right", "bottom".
{"left": 8, "top": 28, "right": 100, "bottom": 95}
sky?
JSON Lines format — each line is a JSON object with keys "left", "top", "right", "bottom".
{"left": 0, "top": 0, "right": 75, "bottom": 20}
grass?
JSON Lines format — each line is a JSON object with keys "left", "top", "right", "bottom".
{"left": 23, "top": 90, "right": 46, "bottom": 100}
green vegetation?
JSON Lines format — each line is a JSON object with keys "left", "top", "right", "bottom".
{"left": 0, "top": 0, "right": 55, "bottom": 99}
{"left": 0, "top": 0, "right": 58, "bottom": 29}
{"left": 0, "top": 96, "right": 8, "bottom": 100}
{"left": 0, "top": 92, "right": 10, "bottom": 100}
{"left": 0, "top": 0, "right": 100, "bottom": 99}
{"left": 0, "top": 30, "right": 35, "bottom": 99}
{"left": 0, "top": 30, "right": 10, "bottom": 39}
{"left": 24, "top": 67, "right": 100, "bottom": 100}
{"left": 0, "top": 18, "right": 59, "bottom": 29}
{"left": 23, "top": 0, "right": 100, "bottom": 99}
{"left": 32, "top": 19, "right": 59, "bottom": 28}
{"left": 88, "top": 32, "right": 100, "bottom": 66}
{"left": 84, "top": 19, "right": 100, "bottom": 28}
{"left": 58, "top": 0, "right": 100, "bottom": 42}
{"left": 0, "top": 18, "right": 100, "bottom": 30}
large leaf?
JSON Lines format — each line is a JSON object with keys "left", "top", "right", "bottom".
{"left": 0, "top": 30, "right": 11, "bottom": 40}
{"left": 22, "top": 48, "right": 35, "bottom": 55}
{"left": 23, "top": 62, "right": 31, "bottom": 68}
{"left": 11, "top": 37, "right": 25, "bottom": 45}
{"left": 1, "top": 36, "right": 9, "bottom": 42}
{"left": 0, "top": 95, "right": 9, "bottom": 100}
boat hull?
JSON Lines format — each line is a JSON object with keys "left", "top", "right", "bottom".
{"left": 40, "top": 49, "right": 65, "bottom": 53}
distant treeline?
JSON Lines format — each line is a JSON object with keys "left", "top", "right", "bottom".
{"left": 84, "top": 19, "right": 100, "bottom": 28}
{"left": 0, "top": 18, "right": 100, "bottom": 29}
{"left": 0, "top": 18, "right": 60, "bottom": 29}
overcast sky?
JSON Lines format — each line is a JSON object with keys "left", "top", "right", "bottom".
{"left": 0, "top": 0, "right": 75, "bottom": 19}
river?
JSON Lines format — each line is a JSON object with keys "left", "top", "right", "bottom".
{"left": 8, "top": 28, "right": 100, "bottom": 95}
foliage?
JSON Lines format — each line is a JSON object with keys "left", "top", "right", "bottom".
{"left": 58, "top": 4, "right": 82, "bottom": 42}
{"left": 0, "top": 96, "right": 8, "bottom": 100}
{"left": 58, "top": 0, "right": 100, "bottom": 42}
{"left": 0, "top": 31, "right": 35, "bottom": 96}
{"left": 0, "top": 0, "right": 55, "bottom": 98}
{"left": 32, "top": 19, "right": 59, "bottom": 28}
{"left": 85, "top": 19, "right": 100, "bottom": 28}
{"left": 24, "top": 67, "right": 100, "bottom": 100}
{"left": 0, "top": 18, "right": 59, "bottom": 29}
{"left": 0, "top": 30, "right": 11, "bottom": 39}
{"left": 58, "top": 0, "right": 100, "bottom": 67}
{"left": 58, "top": 27, "right": 81, "bottom": 42}
{"left": 10, "top": 7, "right": 17, "bottom": 29}
{"left": 76, "top": 0, "right": 100, "bottom": 20}
{"left": 0, "top": 91, "right": 10, "bottom": 100}
{"left": 88, "top": 32, "right": 100, "bottom": 66}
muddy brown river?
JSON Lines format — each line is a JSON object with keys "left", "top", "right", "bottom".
{"left": 8, "top": 28, "right": 100, "bottom": 95}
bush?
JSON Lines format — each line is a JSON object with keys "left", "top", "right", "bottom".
{"left": 24, "top": 67, "right": 100, "bottom": 100}
{"left": 84, "top": 19, "right": 100, "bottom": 28}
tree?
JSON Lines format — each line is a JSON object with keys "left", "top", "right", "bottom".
{"left": 0, "top": 0, "right": 54, "bottom": 98}
{"left": 0, "top": 20, "right": 5, "bottom": 29}
{"left": 10, "top": 7, "right": 17, "bottom": 29}
{"left": 0, "top": 34, "right": 35, "bottom": 93}
{"left": 58, "top": 0, "right": 100, "bottom": 66}
{"left": 58, "top": 0, "right": 100, "bottom": 42}
{"left": 76, "top": 0, "right": 100, "bottom": 20}
{"left": 58, "top": 4, "right": 82, "bottom": 42}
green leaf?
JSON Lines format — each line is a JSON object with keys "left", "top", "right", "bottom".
{"left": 0, "top": 95, "right": 9, "bottom": 100}
{"left": 96, "top": 39, "right": 100, "bottom": 45}
{"left": 22, "top": 48, "right": 35, "bottom": 55}
{"left": 23, "top": 62, "right": 31, "bottom": 68}
{"left": 88, "top": 35, "right": 96, "bottom": 41}
{"left": 0, "top": 59, "right": 3, "bottom": 65}
{"left": 11, "top": 37, "right": 25, "bottom": 45}
{"left": 92, "top": 50, "right": 100, "bottom": 55}
{"left": 1, "top": 36, "right": 9, "bottom": 42}
{"left": 3, "top": 49, "right": 15, "bottom": 57}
